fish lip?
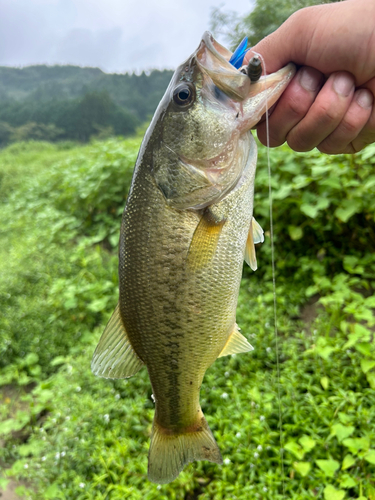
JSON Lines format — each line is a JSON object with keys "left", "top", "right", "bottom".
{"left": 195, "top": 31, "right": 296, "bottom": 110}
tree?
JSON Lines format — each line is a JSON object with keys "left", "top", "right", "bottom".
{"left": 211, "top": 0, "right": 341, "bottom": 49}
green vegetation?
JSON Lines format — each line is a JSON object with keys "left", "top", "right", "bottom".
{"left": 210, "top": 0, "right": 340, "bottom": 48}
{"left": 0, "top": 66, "right": 173, "bottom": 145}
{"left": 0, "top": 136, "right": 374, "bottom": 499}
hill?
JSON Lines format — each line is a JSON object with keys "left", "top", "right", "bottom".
{"left": 0, "top": 65, "right": 173, "bottom": 122}
{"left": 0, "top": 65, "right": 174, "bottom": 144}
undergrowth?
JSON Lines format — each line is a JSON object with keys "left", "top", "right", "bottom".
{"left": 0, "top": 137, "right": 374, "bottom": 499}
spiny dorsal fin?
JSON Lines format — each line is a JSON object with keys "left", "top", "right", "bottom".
{"left": 91, "top": 303, "right": 144, "bottom": 379}
{"left": 187, "top": 209, "right": 226, "bottom": 271}
{"left": 218, "top": 323, "right": 253, "bottom": 358}
{"left": 244, "top": 217, "right": 264, "bottom": 271}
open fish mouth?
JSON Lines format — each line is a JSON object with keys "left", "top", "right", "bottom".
{"left": 195, "top": 31, "right": 296, "bottom": 129}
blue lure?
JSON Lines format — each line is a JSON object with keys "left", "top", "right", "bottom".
{"left": 228, "top": 36, "right": 249, "bottom": 69}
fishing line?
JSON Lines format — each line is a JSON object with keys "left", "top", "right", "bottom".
{"left": 253, "top": 51, "right": 286, "bottom": 497}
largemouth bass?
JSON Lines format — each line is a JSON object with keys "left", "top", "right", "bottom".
{"left": 92, "top": 32, "right": 295, "bottom": 484}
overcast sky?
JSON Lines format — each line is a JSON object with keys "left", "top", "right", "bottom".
{"left": 0, "top": 0, "right": 253, "bottom": 74}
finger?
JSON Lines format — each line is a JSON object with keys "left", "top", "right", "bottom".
{"left": 317, "top": 88, "right": 373, "bottom": 154}
{"left": 257, "top": 66, "right": 323, "bottom": 147}
{"left": 286, "top": 71, "right": 355, "bottom": 152}
{"left": 349, "top": 77, "right": 375, "bottom": 152}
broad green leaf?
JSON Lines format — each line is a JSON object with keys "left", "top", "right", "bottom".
{"left": 343, "top": 437, "right": 370, "bottom": 454}
{"left": 364, "top": 450, "right": 375, "bottom": 465}
{"left": 45, "top": 484, "right": 60, "bottom": 499}
{"left": 338, "top": 413, "right": 353, "bottom": 425}
{"left": 355, "top": 342, "right": 372, "bottom": 357}
{"left": 361, "top": 359, "right": 375, "bottom": 374}
{"left": 369, "top": 485, "right": 375, "bottom": 500}
{"left": 248, "top": 387, "right": 261, "bottom": 402}
{"left": 316, "top": 459, "right": 340, "bottom": 477}
{"left": 50, "top": 356, "right": 69, "bottom": 366}
{"left": 300, "top": 203, "right": 319, "bottom": 219}
{"left": 299, "top": 435, "right": 316, "bottom": 453}
{"left": 340, "top": 474, "right": 356, "bottom": 489}
{"left": 321, "top": 376, "right": 329, "bottom": 390}
{"left": 324, "top": 485, "right": 346, "bottom": 500}
{"left": 273, "top": 184, "right": 292, "bottom": 199}
{"left": 335, "top": 200, "right": 361, "bottom": 222}
{"left": 293, "top": 461, "right": 311, "bottom": 477}
{"left": 342, "top": 454, "right": 356, "bottom": 470}
{"left": 316, "top": 345, "right": 334, "bottom": 360}
{"left": 331, "top": 424, "right": 355, "bottom": 442}
{"left": 285, "top": 441, "right": 305, "bottom": 460}
{"left": 288, "top": 225, "right": 303, "bottom": 241}
{"left": 366, "top": 372, "right": 375, "bottom": 390}
{"left": 23, "top": 352, "right": 39, "bottom": 366}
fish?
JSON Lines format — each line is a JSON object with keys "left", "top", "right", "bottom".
{"left": 91, "top": 32, "right": 295, "bottom": 484}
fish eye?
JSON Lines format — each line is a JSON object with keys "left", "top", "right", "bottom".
{"left": 173, "top": 83, "right": 195, "bottom": 107}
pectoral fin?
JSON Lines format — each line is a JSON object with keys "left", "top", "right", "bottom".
{"left": 91, "top": 303, "right": 144, "bottom": 379}
{"left": 187, "top": 209, "right": 225, "bottom": 271}
{"left": 244, "top": 217, "right": 264, "bottom": 271}
{"left": 218, "top": 324, "right": 253, "bottom": 358}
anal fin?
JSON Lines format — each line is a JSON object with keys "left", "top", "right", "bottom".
{"left": 218, "top": 323, "right": 253, "bottom": 358}
{"left": 91, "top": 303, "right": 144, "bottom": 379}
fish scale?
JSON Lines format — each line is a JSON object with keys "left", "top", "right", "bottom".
{"left": 91, "top": 31, "right": 295, "bottom": 484}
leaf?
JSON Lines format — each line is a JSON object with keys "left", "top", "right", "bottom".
{"left": 355, "top": 342, "right": 373, "bottom": 357}
{"left": 331, "top": 424, "right": 355, "bottom": 442}
{"left": 338, "top": 413, "right": 353, "bottom": 425}
{"left": 23, "top": 352, "right": 39, "bottom": 366}
{"left": 316, "top": 345, "right": 334, "bottom": 360}
{"left": 366, "top": 372, "right": 375, "bottom": 390}
{"left": 361, "top": 359, "right": 375, "bottom": 374}
{"left": 288, "top": 225, "right": 303, "bottom": 241}
{"left": 364, "top": 450, "right": 375, "bottom": 465}
{"left": 340, "top": 474, "right": 357, "bottom": 489}
{"left": 293, "top": 461, "right": 311, "bottom": 477}
{"left": 324, "top": 485, "right": 346, "bottom": 500}
{"left": 316, "top": 459, "right": 340, "bottom": 477}
{"left": 368, "top": 485, "right": 375, "bottom": 500}
{"left": 300, "top": 203, "right": 319, "bottom": 219}
{"left": 342, "top": 454, "right": 356, "bottom": 470}
{"left": 342, "top": 437, "right": 370, "bottom": 454}
{"left": 285, "top": 441, "right": 305, "bottom": 460}
{"left": 335, "top": 200, "right": 361, "bottom": 222}
{"left": 299, "top": 435, "right": 316, "bottom": 453}
{"left": 321, "top": 376, "right": 329, "bottom": 390}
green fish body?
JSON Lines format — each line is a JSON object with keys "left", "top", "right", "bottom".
{"left": 92, "top": 32, "right": 295, "bottom": 484}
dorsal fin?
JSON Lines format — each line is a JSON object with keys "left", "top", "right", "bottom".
{"left": 218, "top": 323, "right": 253, "bottom": 358}
{"left": 91, "top": 303, "right": 144, "bottom": 379}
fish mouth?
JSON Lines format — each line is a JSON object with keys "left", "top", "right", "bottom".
{"left": 195, "top": 31, "right": 296, "bottom": 130}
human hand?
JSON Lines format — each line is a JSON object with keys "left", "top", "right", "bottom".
{"left": 244, "top": 0, "right": 375, "bottom": 154}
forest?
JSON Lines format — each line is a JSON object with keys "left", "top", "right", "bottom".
{"left": 0, "top": 67, "right": 173, "bottom": 144}
{"left": 1, "top": 0, "right": 374, "bottom": 498}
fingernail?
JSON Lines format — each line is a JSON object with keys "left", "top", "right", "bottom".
{"left": 299, "top": 67, "right": 321, "bottom": 92}
{"left": 356, "top": 89, "right": 373, "bottom": 109}
{"left": 333, "top": 73, "right": 353, "bottom": 97}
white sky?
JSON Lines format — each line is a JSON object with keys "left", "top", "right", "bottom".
{"left": 0, "top": 0, "right": 253, "bottom": 73}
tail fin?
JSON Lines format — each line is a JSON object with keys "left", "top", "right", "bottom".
{"left": 148, "top": 414, "right": 223, "bottom": 484}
